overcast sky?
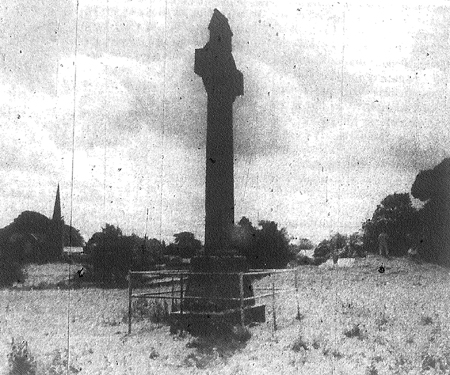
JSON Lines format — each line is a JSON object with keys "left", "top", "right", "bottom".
{"left": 1, "top": 0, "right": 449, "bottom": 244}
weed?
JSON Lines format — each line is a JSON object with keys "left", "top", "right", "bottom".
{"left": 184, "top": 353, "right": 211, "bottom": 369}
{"left": 149, "top": 347, "right": 159, "bottom": 360}
{"left": 102, "top": 316, "right": 121, "bottom": 327}
{"left": 365, "top": 363, "right": 378, "bottom": 375}
{"left": 231, "top": 325, "right": 251, "bottom": 343}
{"left": 421, "top": 354, "right": 438, "bottom": 371}
{"left": 344, "top": 324, "right": 363, "bottom": 339}
{"left": 395, "top": 355, "right": 406, "bottom": 367}
{"left": 375, "top": 315, "right": 388, "bottom": 330}
{"left": 7, "top": 338, "right": 36, "bottom": 375}
{"left": 331, "top": 350, "right": 343, "bottom": 359}
{"left": 122, "top": 298, "right": 171, "bottom": 324}
{"left": 295, "top": 312, "right": 305, "bottom": 321}
{"left": 420, "top": 315, "right": 433, "bottom": 325}
{"left": 46, "top": 348, "right": 80, "bottom": 375}
{"left": 311, "top": 338, "right": 320, "bottom": 349}
{"left": 291, "top": 336, "right": 308, "bottom": 352}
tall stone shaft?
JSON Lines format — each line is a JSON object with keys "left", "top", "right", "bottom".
{"left": 195, "top": 9, "right": 243, "bottom": 255}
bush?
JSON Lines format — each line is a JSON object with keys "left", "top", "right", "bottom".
{"left": 231, "top": 325, "right": 251, "bottom": 343}
{"left": 124, "top": 299, "right": 171, "bottom": 325}
{"left": 0, "top": 242, "right": 26, "bottom": 288}
{"left": 291, "top": 336, "right": 309, "bottom": 352}
{"left": 232, "top": 217, "right": 291, "bottom": 269}
{"left": 7, "top": 338, "right": 36, "bottom": 375}
{"left": 166, "top": 232, "right": 201, "bottom": 259}
{"left": 293, "top": 253, "right": 315, "bottom": 266}
{"left": 7, "top": 340, "right": 80, "bottom": 375}
{"left": 88, "top": 224, "right": 133, "bottom": 284}
{"left": 314, "top": 233, "right": 347, "bottom": 259}
{"left": 45, "top": 348, "right": 80, "bottom": 375}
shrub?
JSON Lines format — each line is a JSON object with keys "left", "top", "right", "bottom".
{"left": 344, "top": 324, "right": 363, "bottom": 339}
{"left": 88, "top": 224, "right": 133, "bottom": 284}
{"left": 314, "top": 233, "right": 348, "bottom": 259}
{"left": 365, "top": 363, "right": 378, "bottom": 375}
{"left": 232, "top": 217, "right": 291, "bottom": 269}
{"left": 0, "top": 243, "right": 26, "bottom": 288}
{"left": 124, "top": 299, "right": 171, "bottom": 324}
{"left": 45, "top": 348, "right": 80, "bottom": 375}
{"left": 166, "top": 232, "right": 201, "bottom": 259}
{"left": 231, "top": 325, "right": 251, "bottom": 343}
{"left": 291, "top": 336, "right": 309, "bottom": 352}
{"left": 7, "top": 338, "right": 36, "bottom": 375}
{"left": 294, "top": 254, "right": 314, "bottom": 266}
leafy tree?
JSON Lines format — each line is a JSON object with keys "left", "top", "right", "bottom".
{"left": 1, "top": 211, "right": 66, "bottom": 262}
{"left": 131, "top": 235, "right": 164, "bottom": 270}
{"left": 348, "top": 231, "right": 365, "bottom": 257}
{"left": 12, "top": 211, "right": 51, "bottom": 234}
{"left": 411, "top": 158, "right": 450, "bottom": 266}
{"left": 232, "top": 217, "right": 291, "bottom": 269}
{"left": 166, "top": 232, "right": 201, "bottom": 258}
{"left": 362, "top": 193, "right": 418, "bottom": 256}
{"left": 63, "top": 225, "right": 84, "bottom": 247}
{"left": 314, "top": 232, "right": 348, "bottom": 259}
{"left": 88, "top": 224, "right": 133, "bottom": 283}
{"left": 296, "top": 238, "right": 315, "bottom": 250}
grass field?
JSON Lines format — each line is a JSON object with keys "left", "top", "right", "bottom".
{"left": 1, "top": 256, "right": 450, "bottom": 374}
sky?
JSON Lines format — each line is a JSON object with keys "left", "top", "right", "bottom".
{"left": 1, "top": 0, "right": 449, "bottom": 245}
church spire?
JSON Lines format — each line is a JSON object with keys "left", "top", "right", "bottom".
{"left": 52, "top": 184, "right": 61, "bottom": 222}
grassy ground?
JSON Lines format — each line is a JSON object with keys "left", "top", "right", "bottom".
{"left": 1, "top": 255, "right": 450, "bottom": 374}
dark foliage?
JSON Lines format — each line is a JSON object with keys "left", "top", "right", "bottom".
{"left": 0, "top": 211, "right": 83, "bottom": 263}
{"left": 10, "top": 211, "right": 63, "bottom": 262}
{"left": 314, "top": 232, "right": 348, "bottom": 259}
{"left": 296, "top": 238, "right": 315, "bottom": 250}
{"left": 165, "top": 232, "right": 201, "bottom": 259}
{"left": 63, "top": 225, "right": 84, "bottom": 247}
{"left": 232, "top": 217, "right": 291, "bottom": 269}
{"left": 362, "top": 193, "right": 418, "bottom": 257}
{"left": 87, "top": 224, "right": 133, "bottom": 284}
{"left": 412, "top": 158, "right": 450, "bottom": 266}
{"left": 7, "top": 338, "right": 36, "bottom": 375}
{"left": 313, "top": 232, "right": 365, "bottom": 260}
{"left": 10, "top": 211, "right": 51, "bottom": 234}
{"left": 130, "top": 236, "right": 164, "bottom": 270}
{"left": 0, "top": 240, "right": 26, "bottom": 288}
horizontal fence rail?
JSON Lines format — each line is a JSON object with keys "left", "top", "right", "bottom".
{"left": 127, "top": 268, "right": 301, "bottom": 334}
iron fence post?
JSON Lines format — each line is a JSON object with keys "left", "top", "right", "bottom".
{"left": 128, "top": 271, "right": 132, "bottom": 334}
{"left": 272, "top": 282, "right": 277, "bottom": 331}
{"left": 239, "top": 272, "right": 245, "bottom": 327}
{"left": 294, "top": 268, "right": 301, "bottom": 320}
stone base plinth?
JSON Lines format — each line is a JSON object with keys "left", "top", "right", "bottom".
{"left": 169, "top": 256, "right": 265, "bottom": 334}
{"left": 183, "top": 256, "right": 254, "bottom": 312}
{"left": 170, "top": 305, "right": 266, "bottom": 335}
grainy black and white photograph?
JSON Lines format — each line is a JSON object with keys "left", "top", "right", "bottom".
{"left": 1, "top": 0, "right": 450, "bottom": 374}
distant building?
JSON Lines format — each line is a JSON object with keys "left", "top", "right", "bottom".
{"left": 63, "top": 246, "right": 84, "bottom": 254}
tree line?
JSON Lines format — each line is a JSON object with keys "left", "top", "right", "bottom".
{"left": 1, "top": 157, "right": 449, "bottom": 286}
